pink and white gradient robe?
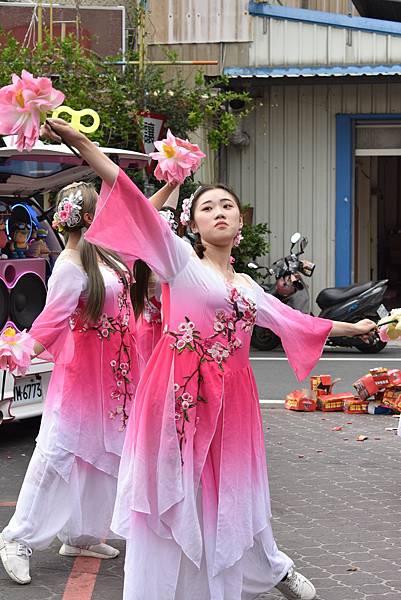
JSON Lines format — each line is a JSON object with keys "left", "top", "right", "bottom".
{"left": 86, "top": 170, "right": 333, "bottom": 600}
{"left": 2, "top": 249, "right": 140, "bottom": 549}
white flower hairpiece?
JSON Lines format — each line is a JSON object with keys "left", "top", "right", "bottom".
{"left": 52, "top": 189, "right": 84, "bottom": 233}
{"left": 180, "top": 192, "right": 195, "bottom": 226}
{"left": 159, "top": 208, "right": 178, "bottom": 232}
{"left": 180, "top": 186, "right": 203, "bottom": 226}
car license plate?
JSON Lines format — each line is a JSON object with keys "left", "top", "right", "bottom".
{"left": 13, "top": 374, "right": 43, "bottom": 406}
{"left": 377, "top": 304, "right": 389, "bottom": 319}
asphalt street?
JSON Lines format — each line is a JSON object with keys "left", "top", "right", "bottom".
{"left": 251, "top": 344, "right": 401, "bottom": 400}
{"left": 1, "top": 346, "right": 401, "bottom": 600}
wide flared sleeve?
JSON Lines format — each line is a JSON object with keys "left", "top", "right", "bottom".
{"left": 85, "top": 168, "right": 192, "bottom": 282}
{"left": 252, "top": 282, "right": 332, "bottom": 381}
{"left": 29, "top": 259, "right": 86, "bottom": 364}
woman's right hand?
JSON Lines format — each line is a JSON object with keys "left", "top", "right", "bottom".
{"left": 41, "top": 117, "right": 118, "bottom": 186}
{"left": 40, "top": 118, "right": 87, "bottom": 147}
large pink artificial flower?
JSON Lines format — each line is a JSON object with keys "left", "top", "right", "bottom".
{"left": 0, "top": 70, "right": 65, "bottom": 151}
{"left": 0, "top": 327, "right": 35, "bottom": 375}
{"left": 175, "top": 137, "right": 205, "bottom": 171}
{"left": 149, "top": 129, "right": 205, "bottom": 184}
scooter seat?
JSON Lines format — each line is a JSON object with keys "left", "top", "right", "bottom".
{"left": 316, "top": 281, "right": 375, "bottom": 309}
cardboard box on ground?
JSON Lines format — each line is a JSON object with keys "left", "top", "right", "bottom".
{"left": 285, "top": 368, "right": 401, "bottom": 414}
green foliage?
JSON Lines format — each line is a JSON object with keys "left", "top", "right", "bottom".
{"left": 0, "top": 31, "right": 251, "bottom": 155}
{"left": 231, "top": 207, "right": 270, "bottom": 279}
{"left": 0, "top": 28, "right": 267, "bottom": 257}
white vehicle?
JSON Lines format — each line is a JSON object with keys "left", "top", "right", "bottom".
{"left": 0, "top": 138, "right": 148, "bottom": 425}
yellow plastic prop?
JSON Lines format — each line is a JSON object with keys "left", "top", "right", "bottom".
{"left": 51, "top": 106, "right": 100, "bottom": 134}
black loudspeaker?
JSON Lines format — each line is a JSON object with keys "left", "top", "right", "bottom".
{"left": 0, "top": 259, "right": 47, "bottom": 332}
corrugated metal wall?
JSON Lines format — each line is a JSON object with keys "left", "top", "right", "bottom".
{"left": 277, "top": 0, "right": 358, "bottom": 15}
{"left": 146, "top": 0, "right": 251, "bottom": 44}
{"left": 224, "top": 82, "right": 401, "bottom": 302}
{"left": 146, "top": 0, "right": 359, "bottom": 46}
{"left": 147, "top": 42, "right": 250, "bottom": 80}
{"left": 251, "top": 16, "right": 401, "bottom": 67}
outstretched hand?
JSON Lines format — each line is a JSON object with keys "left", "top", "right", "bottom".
{"left": 40, "top": 118, "right": 86, "bottom": 146}
{"left": 353, "top": 318, "right": 378, "bottom": 341}
{"left": 41, "top": 117, "right": 118, "bottom": 186}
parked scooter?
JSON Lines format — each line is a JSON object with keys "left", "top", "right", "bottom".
{"left": 250, "top": 232, "right": 388, "bottom": 353}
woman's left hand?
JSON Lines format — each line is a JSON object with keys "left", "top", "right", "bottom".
{"left": 353, "top": 319, "right": 377, "bottom": 338}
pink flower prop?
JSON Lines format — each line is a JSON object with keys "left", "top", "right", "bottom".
{"left": 175, "top": 138, "right": 205, "bottom": 171}
{"left": 0, "top": 327, "right": 35, "bottom": 375}
{"left": 149, "top": 129, "right": 206, "bottom": 184}
{"left": 378, "top": 309, "right": 401, "bottom": 342}
{"left": 0, "top": 70, "right": 65, "bottom": 151}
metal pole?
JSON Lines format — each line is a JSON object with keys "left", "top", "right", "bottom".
{"left": 49, "top": 0, "right": 53, "bottom": 39}
{"left": 109, "top": 60, "right": 219, "bottom": 66}
{"left": 37, "top": 0, "right": 43, "bottom": 44}
{"left": 138, "top": 2, "right": 146, "bottom": 79}
{"left": 75, "top": 0, "right": 81, "bottom": 41}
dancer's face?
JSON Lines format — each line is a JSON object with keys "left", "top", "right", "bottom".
{"left": 191, "top": 189, "right": 242, "bottom": 248}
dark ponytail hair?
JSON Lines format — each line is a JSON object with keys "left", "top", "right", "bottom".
{"left": 189, "top": 184, "right": 242, "bottom": 258}
{"left": 56, "top": 182, "right": 131, "bottom": 324}
{"left": 131, "top": 260, "right": 151, "bottom": 320}
{"left": 131, "top": 207, "right": 179, "bottom": 319}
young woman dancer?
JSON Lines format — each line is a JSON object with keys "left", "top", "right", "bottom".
{"left": 0, "top": 177, "right": 176, "bottom": 585}
{"left": 43, "top": 119, "right": 375, "bottom": 600}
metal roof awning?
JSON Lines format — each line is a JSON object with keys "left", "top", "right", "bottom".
{"left": 353, "top": 0, "right": 401, "bottom": 22}
{"left": 224, "top": 64, "right": 401, "bottom": 79}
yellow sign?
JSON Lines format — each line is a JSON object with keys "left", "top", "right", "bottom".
{"left": 51, "top": 106, "right": 100, "bottom": 134}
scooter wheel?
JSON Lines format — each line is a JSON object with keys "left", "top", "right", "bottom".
{"left": 251, "top": 326, "right": 281, "bottom": 351}
{"left": 353, "top": 334, "right": 387, "bottom": 354}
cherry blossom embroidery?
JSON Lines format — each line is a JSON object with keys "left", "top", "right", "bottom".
{"left": 169, "top": 286, "right": 256, "bottom": 460}
{"left": 70, "top": 281, "right": 133, "bottom": 430}
{"left": 143, "top": 297, "right": 162, "bottom": 324}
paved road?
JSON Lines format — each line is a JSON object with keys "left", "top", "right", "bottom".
{"left": 1, "top": 350, "right": 401, "bottom": 599}
{"left": 251, "top": 345, "right": 401, "bottom": 400}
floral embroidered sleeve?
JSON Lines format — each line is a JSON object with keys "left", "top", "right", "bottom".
{"left": 252, "top": 281, "right": 332, "bottom": 381}
{"left": 85, "top": 168, "right": 192, "bottom": 282}
{"left": 29, "top": 259, "right": 86, "bottom": 364}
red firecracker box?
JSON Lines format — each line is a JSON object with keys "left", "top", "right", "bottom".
{"left": 353, "top": 374, "right": 379, "bottom": 400}
{"left": 369, "top": 367, "right": 390, "bottom": 389}
{"left": 285, "top": 390, "right": 316, "bottom": 412}
{"left": 343, "top": 398, "right": 369, "bottom": 414}
{"left": 317, "top": 393, "right": 350, "bottom": 412}
{"left": 388, "top": 369, "right": 401, "bottom": 387}
{"left": 310, "top": 374, "right": 333, "bottom": 397}
{"left": 392, "top": 397, "right": 401, "bottom": 413}
{"left": 382, "top": 387, "right": 401, "bottom": 413}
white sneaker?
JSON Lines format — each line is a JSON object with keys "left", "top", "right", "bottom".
{"left": 276, "top": 567, "right": 317, "bottom": 600}
{"left": 0, "top": 532, "right": 32, "bottom": 585}
{"left": 59, "top": 542, "right": 120, "bottom": 559}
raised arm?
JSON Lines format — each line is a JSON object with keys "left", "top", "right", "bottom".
{"left": 41, "top": 119, "right": 192, "bottom": 281}
{"left": 42, "top": 118, "right": 119, "bottom": 186}
{"left": 149, "top": 182, "right": 179, "bottom": 210}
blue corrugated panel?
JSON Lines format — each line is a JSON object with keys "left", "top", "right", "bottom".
{"left": 224, "top": 64, "right": 401, "bottom": 78}
{"left": 248, "top": 2, "right": 401, "bottom": 37}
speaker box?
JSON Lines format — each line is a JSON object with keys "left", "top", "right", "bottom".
{"left": 0, "top": 259, "right": 47, "bottom": 333}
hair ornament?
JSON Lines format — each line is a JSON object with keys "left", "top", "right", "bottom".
{"left": 179, "top": 186, "right": 204, "bottom": 226}
{"left": 233, "top": 227, "right": 243, "bottom": 247}
{"left": 52, "top": 188, "right": 83, "bottom": 233}
{"left": 159, "top": 208, "right": 178, "bottom": 232}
